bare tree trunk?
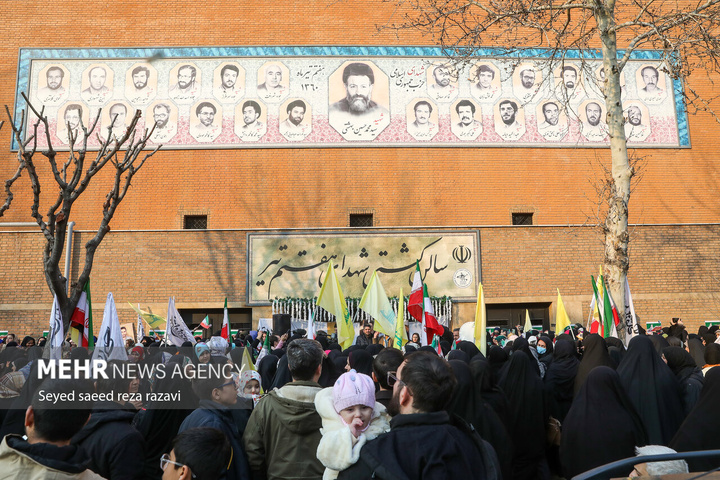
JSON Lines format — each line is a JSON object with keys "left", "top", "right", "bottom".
{"left": 597, "top": 0, "right": 631, "bottom": 341}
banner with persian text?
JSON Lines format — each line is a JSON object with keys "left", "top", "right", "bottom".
{"left": 247, "top": 231, "right": 480, "bottom": 305}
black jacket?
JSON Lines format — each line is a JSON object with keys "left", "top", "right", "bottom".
{"left": 337, "top": 411, "right": 500, "bottom": 480}
{"left": 71, "top": 401, "right": 146, "bottom": 480}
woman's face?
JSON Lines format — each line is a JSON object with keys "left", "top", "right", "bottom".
{"left": 128, "top": 378, "right": 140, "bottom": 393}
{"left": 129, "top": 350, "right": 141, "bottom": 363}
{"left": 412, "top": 333, "right": 420, "bottom": 343}
{"left": 537, "top": 340, "right": 547, "bottom": 349}
{"left": 243, "top": 379, "right": 261, "bottom": 395}
{"left": 345, "top": 357, "right": 351, "bottom": 372}
{"left": 199, "top": 351, "right": 211, "bottom": 363}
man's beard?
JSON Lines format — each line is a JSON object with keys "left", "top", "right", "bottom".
{"left": 387, "top": 389, "right": 401, "bottom": 417}
{"left": 546, "top": 117, "right": 558, "bottom": 126}
{"left": 290, "top": 115, "right": 302, "bottom": 126}
{"left": 156, "top": 120, "right": 168, "bottom": 128}
{"left": 565, "top": 81, "right": 575, "bottom": 89}
{"left": 135, "top": 80, "right": 147, "bottom": 89}
{"left": 522, "top": 80, "right": 533, "bottom": 88}
{"left": 437, "top": 78, "right": 450, "bottom": 87}
{"left": 48, "top": 82, "right": 61, "bottom": 90}
{"left": 502, "top": 114, "right": 516, "bottom": 126}
{"left": 629, "top": 118, "right": 641, "bottom": 126}
{"left": 178, "top": 80, "right": 190, "bottom": 89}
{"left": 348, "top": 94, "right": 371, "bottom": 113}
{"left": 588, "top": 117, "right": 600, "bottom": 126}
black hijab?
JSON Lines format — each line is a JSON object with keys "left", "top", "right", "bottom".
{"left": 446, "top": 350, "right": 469, "bottom": 363}
{"left": 457, "top": 341, "right": 482, "bottom": 361}
{"left": 537, "top": 335, "right": 554, "bottom": 366}
{"left": 648, "top": 334, "right": 670, "bottom": 354}
{"left": 365, "top": 344, "right": 384, "bottom": 357}
{"left": 705, "top": 343, "right": 720, "bottom": 366}
{"left": 670, "top": 366, "right": 720, "bottom": 472}
{"left": 574, "top": 334, "right": 615, "bottom": 395}
{"left": 560, "top": 367, "right": 648, "bottom": 479}
{"left": 348, "top": 349, "right": 373, "bottom": 376}
{"left": 663, "top": 346, "right": 700, "bottom": 379}
{"left": 270, "top": 355, "right": 292, "bottom": 390}
{"left": 469, "top": 358, "right": 510, "bottom": 428}
{"left": 605, "top": 336, "right": 625, "bottom": 351}
{"left": 543, "top": 339, "right": 579, "bottom": 422}
{"left": 447, "top": 360, "right": 514, "bottom": 480}
{"left": 510, "top": 336, "right": 540, "bottom": 376}
{"left": 687, "top": 337, "right": 706, "bottom": 368}
{"left": 498, "top": 351, "right": 548, "bottom": 470}
{"left": 616, "top": 335, "right": 685, "bottom": 445}
{"left": 487, "top": 345, "right": 508, "bottom": 380}
{"left": 256, "top": 354, "right": 279, "bottom": 392}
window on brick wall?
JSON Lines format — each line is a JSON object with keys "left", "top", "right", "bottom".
{"left": 512, "top": 213, "right": 533, "bottom": 225}
{"left": 184, "top": 215, "right": 207, "bottom": 230}
{"left": 349, "top": 213, "right": 373, "bottom": 227}
{"left": 486, "top": 303, "right": 551, "bottom": 331}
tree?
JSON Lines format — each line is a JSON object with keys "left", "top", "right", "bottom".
{"left": 385, "top": 0, "right": 720, "bottom": 338}
{"left": 1, "top": 95, "right": 160, "bottom": 330}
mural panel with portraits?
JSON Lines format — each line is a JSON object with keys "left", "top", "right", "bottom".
{"left": 17, "top": 47, "right": 686, "bottom": 150}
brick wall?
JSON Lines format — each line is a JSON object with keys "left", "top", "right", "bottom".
{"left": 1, "top": 225, "right": 718, "bottom": 337}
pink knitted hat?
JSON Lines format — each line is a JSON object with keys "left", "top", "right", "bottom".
{"left": 333, "top": 369, "right": 375, "bottom": 413}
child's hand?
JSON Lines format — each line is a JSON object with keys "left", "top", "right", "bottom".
{"left": 348, "top": 417, "right": 365, "bottom": 438}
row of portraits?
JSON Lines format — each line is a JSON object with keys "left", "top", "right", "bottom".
{"left": 52, "top": 95, "right": 652, "bottom": 146}
{"left": 29, "top": 57, "right": 677, "bottom": 146}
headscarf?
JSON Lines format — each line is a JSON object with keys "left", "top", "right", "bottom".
{"left": 648, "top": 334, "right": 670, "bottom": 354}
{"left": 705, "top": 343, "right": 720, "bottom": 367}
{"left": 348, "top": 349, "right": 373, "bottom": 376}
{"left": 256, "top": 354, "right": 279, "bottom": 392}
{"left": 498, "top": 351, "right": 548, "bottom": 471}
{"left": 687, "top": 337, "right": 706, "bottom": 368}
{"left": 365, "top": 344, "right": 384, "bottom": 357}
{"left": 456, "top": 341, "right": 482, "bottom": 361}
{"left": 510, "top": 336, "right": 540, "bottom": 377}
{"left": 130, "top": 346, "right": 145, "bottom": 361}
{"left": 469, "top": 358, "right": 510, "bottom": 427}
{"left": 446, "top": 360, "right": 514, "bottom": 480}
{"left": 670, "top": 366, "right": 720, "bottom": 472}
{"left": 20, "top": 336, "right": 34, "bottom": 348}
{"left": 487, "top": 345, "right": 508, "bottom": 380}
{"left": 663, "top": 346, "right": 704, "bottom": 415}
{"left": 446, "top": 350, "right": 469, "bottom": 363}
{"left": 560, "top": 367, "right": 648, "bottom": 479}
{"left": 605, "top": 336, "right": 625, "bottom": 352}
{"left": 616, "top": 335, "right": 685, "bottom": 445}
{"left": 543, "top": 338, "right": 579, "bottom": 422}
{"left": 574, "top": 334, "right": 615, "bottom": 395}
{"left": 537, "top": 335, "right": 553, "bottom": 366}
{"left": 237, "top": 370, "right": 263, "bottom": 404}
{"left": 194, "top": 343, "right": 210, "bottom": 363}
{"left": 270, "top": 355, "right": 292, "bottom": 390}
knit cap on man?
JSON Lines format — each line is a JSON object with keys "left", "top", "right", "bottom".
{"left": 333, "top": 369, "right": 375, "bottom": 413}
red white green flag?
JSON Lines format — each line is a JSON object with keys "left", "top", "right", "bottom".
{"left": 221, "top": 298, "right": 230, "bottom": 340}
{"left": 69, "top": 281, "right": 92, "bottom": 348}
{"left": 407, "top": 261, "right": 424, "bottom": 322}
{"left": 422, "top": 283, "right": 444, "bottom": 344}
{"left": 199, "top": 315, "right": 211, "bottom": 329}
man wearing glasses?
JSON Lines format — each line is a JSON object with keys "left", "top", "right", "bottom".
{"left": 338, "top": 352, "right": 501, "bottom": 479}
{"left": 179, "top": 367, "right": 251, "bottom": 480}
{"left": 161, "top": 427, "right": 231, "bottom": 480}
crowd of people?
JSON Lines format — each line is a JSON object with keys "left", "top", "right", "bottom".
{"left": 0, "top": 318, "right": 718, "bottom": 479}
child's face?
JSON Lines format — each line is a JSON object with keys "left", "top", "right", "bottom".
{"left": 339, "top": 404, "right": 373, "bottom": 437}
{"left": 244, "top": 379, "right": 261, "bottom": 395}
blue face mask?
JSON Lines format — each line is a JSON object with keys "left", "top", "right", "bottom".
{"left": 537, "top": 346, "right": 546, "bottom": 355}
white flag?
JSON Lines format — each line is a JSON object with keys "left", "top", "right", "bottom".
{"left": 92, "top": 293, "right": 128, "bottom": 362}
{"left": 623, "top": 277, "right": 639, "bottom": 347}
{"left": 307, "top": 310, "right": 316, "bottom": 340}
{"left": 165, "top": 297, "right": 196, "bottom": 346}
{"left": 136, "top": 305, "right": 145, "bottom": 343}
{"left": 48, "top": 295, "right": 64, "bottom": 360}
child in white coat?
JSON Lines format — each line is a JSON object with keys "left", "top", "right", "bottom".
{"left": 315, "top": 369, "right": 391, "bottom": 479}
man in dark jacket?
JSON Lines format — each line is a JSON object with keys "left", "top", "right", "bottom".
{"left": 355, "top": 323, "right": 378, "bottom": 347}
{"left": 0, "top": 378, "right": 104, "bottom": 479}
{"left": 338, "top": 352, "right": 501, "bottom": 480}
{"left": 243, "top": 338, "right": 325, "bottom": 480}
{"left": 371, "top": 348, "right": 404, "bottom": 410}
{"left": 178, "top": 364, "right": 251, "bottom": 480}
{"left": 71, "top": 360, "right": 145, "bottom": 480}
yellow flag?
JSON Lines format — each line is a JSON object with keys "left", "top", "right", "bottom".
{"left": 474, "top": 283, "right": 487, "bottom": 354}
{"left": 128, "top": 302, "right": 166, "bottom": 328}
{"left": 393, "top": 288, "right": 407, "bottom": 349}
{"left": 358, "top": 270, "right": 395, "bottom": 336}
{"left": 317, "top": 262, "right": 354, "bottom": 350}
{"left": 525, "top": 309, "right": 533, "bottom": 334}
{"left": 555, "top": 288, "right": 571, "bottom": 333}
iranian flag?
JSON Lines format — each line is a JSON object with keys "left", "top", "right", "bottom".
{"left": 407, "top": 261, "right": 424, "bottom": 322}
{"left": 69, "top": 281, "right": 93, "bottom": 348}
{"left": 422, "top": 284, "right": 444, "bottom": 344}
{"left": 199, "top": 315, "right": 211, "bottom": 329}
{"left": 431, "top": 334, "right": 442, "bottom": 356}
{"left": 221, "top": 298, "right": 230, "bottom": 340}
